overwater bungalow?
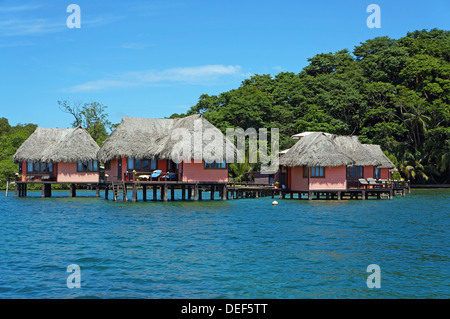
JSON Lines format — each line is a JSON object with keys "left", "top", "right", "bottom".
{"left": 279, "top": 132, "right": 396, "bottom": 191}
{"left": 13, "top": 126, "right": 100, "bottom": 183}
{"left": 97, "top": 114, "right": 237, "bottom": 183}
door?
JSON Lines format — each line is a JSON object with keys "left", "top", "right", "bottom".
{"left": 118, "top": 156, "right": 122, "bottom": 181}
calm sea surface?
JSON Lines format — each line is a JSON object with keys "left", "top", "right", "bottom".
{"left": 0, "top": 188, "right": 448, "bottom": 299}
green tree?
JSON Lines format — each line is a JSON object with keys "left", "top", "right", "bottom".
{"left": 58, "top": 100, "right": 112, "bottom": 146}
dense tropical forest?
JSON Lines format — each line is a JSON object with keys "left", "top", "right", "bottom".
{"left": 170, "top": 29, "right": 450, "bottom": 184}
{"left": 0, "top": 29, "right": 448, "bottom": 187}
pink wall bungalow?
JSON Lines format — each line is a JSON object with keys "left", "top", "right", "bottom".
{"left": 13, "top": 126, "right": 100, "bottom": 183}
{"left": 279, "top": 132, "right": 395, "bottom": 191}
{"left": 97, "top": 114, "right": 237, "bottom": 183}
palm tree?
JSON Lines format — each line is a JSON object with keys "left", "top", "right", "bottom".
{"left": 229, "top": 161, "right": 255, "bottom": 183}
{"left": 398, "top": 149, "right": 429, "bottom": 183}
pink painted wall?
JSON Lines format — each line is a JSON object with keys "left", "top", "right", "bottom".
{"left": 364, "top": 166, "right": 374, "bottom": 179}
{"left": 21, "top": 161, "right": 26, "bottom": 181}
{"left": 380, "top": 168, "right": 389, "bottom": 179}
{"left": 289, "top": 166, "right": 309, "bottom": 191}
{"left": 309, "top": 166, "right": 347, "bottom": 190}
{"left": 182, "top": 160, "right": 228, "bottom": 182}
{"left": 105, "top": 159, "right": 119, "bottom": 181}
{"left": 57, "top": 162, "right": 99, "bottom": 183}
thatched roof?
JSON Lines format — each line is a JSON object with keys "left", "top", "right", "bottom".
{"left": 97, "top": 114, "right": 237, "bottom": 163}
{"left": 333, "top": 135, "right": 382, "bottom": 166}
{"left": 13, "top": 126, "right": 99, "bottom": 163}
{"left": 362, "top": 144, "right": 396, "bottom": 169}
{"left": 280, "top": 132, "right": 355, "bottom": 167}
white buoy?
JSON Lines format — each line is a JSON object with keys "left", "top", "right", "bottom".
{"left": 272, "top": 200, "right": 278, "bottom": 205}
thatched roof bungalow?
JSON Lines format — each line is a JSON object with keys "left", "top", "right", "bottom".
{"left": 98, "top": 114, "right": 237, "bottom": 182}
{"left": 13, "top": 126, "right": 100, "bottom": 183}
{"left": 279, "top": 132, "right": 396, "bottom": 191}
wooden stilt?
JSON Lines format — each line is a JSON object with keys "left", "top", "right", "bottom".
{"left": 153, "top": 185, "right": 157, "bottom": 201}
{"left": 337, "top": 191, "right": 341, "bottom": 200}
{"left": 132, "top": 183, "right": 137, "bottom": 202}
{"left": 193, "top": 184, "right": 198, "bottom": 201}
{"left": 14, "top": 182, "right": 18, "bottom": 197}
{"left": 105, "top": 186, "right": 109, "bottom": 200}
{"left": 70, "top": 184, "right": 76, "bottom": 197}
{"left": 96, "top": 184, "right": 100, "bottom": 197}
{"left": 182, "top": 185, "right": 186, "bottom": 201}
{"left": 222, "top": 185, "right": 227, "bottom": 201}
{"left": 143, "top": 185, "right": 147, "bottom": 201}
{"left": 171, "top": 185, "right": 175, "bottom": 201}
{"left": 162, "top": 184, "right": 168, "bottom": 202}
{"left": 210, "top": 184, "right": 214, "bottom": 200}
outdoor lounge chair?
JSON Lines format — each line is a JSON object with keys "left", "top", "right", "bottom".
{"left": 358, "top": 178, "right": 369, "bottom": 188}
{"left": 151, "top": 170, "right": 162, "bottom": 181}
{"left": 367, "top": 178, "right": 380, "bottom": 188}
{"left": 163, "top": 172, "right": 177, "bottom": 180}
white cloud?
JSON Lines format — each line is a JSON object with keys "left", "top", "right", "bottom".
{"left": 62, "top": 65, "right": 244, "bottom": 92}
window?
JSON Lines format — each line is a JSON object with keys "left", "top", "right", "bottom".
{"left": 127, "top": 158, "right": 156, "bottom": 171}
{"left": 150, "top": 158, "right": 157, "bottom": 170}
{"left": 204, "top": 160, "right": 227, "bottom": 169}
{"left": 127, "top": 157, "right": 134, "bottom": 170}
{"left": 77, "top": 160, "right": 98, "bottom": 172}
{"left": 374, "top": 167, "right": 381, "bottom": 179}
{"left": 311, "top": 166, "right": 325, "bottom": 177}
{"left": 142, "top": 159, "right": 149, "bottom": 170}
{"left": 27, "top": 161, "right": 53, "bottom": 173}
{"left": 135, "top": 158, "right": 141, "bottom": 170}
{"left": 303, "top": 166, "right": 309, "bottom": 178}
{"left": 347, "top": 166, "right": 364, "bottom": 178}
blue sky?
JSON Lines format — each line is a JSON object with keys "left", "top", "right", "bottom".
{"left": 0, "top": 0, "right": 448, "bottom": 129}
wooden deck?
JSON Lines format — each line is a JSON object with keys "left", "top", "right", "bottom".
{"left": 12, "top": 180, "right": 410, "bottom": 201}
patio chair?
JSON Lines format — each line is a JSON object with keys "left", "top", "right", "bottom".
{"left": 358, "top": 178, "right": 369, "bottom": 188}
{"left": 367, "top": 178, "right": 379, "bottom": 188}
{"left": 163, "top": 172, "right": 177, "bottom": 181}
{"left": 151, "top": 170, "right": 162, "bottom": 181}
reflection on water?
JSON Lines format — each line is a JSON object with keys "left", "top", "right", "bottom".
{"left": 0, "top": 189, "right": 448, "bottom": 298}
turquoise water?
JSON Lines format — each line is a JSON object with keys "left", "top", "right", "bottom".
{"left": 0, "top": 189, "right": 448, "bottom": 298}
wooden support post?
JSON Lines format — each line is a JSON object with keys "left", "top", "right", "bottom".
{"left": 105, "top": 186, "right": 109, "bottom": 200}
{"left": 193, "top": 184, "right": 198, "bottom": 201}
{"left": 210, "top": 184, "right": 214, "bottom": 200}
{"left": 402, "top": 188, "right": 406, "bottom": 197}
{"left": 230, "top": 189, "right": 234, "bottom": 199}
{"left": 337, "top": 191, "right": 341, "bottom": 200}
{"left": 70, "top": 184, "right": 76, "bottom": 197}
{"left": 153, "top": 185, "right": 157, "bottom": 201}
{"left": 171, "top": 185, "right": 175, "bottom": 201}
{"left": 96, "top": 184, "right": 100, "bottom": 197}
{"left": 326, "top": 192, "right": 330, "bottom": 200}
{"left": 182, "top": 185, "right": 186, "bottom": 201}
{"left": 162, "top": 184, "right": 168, "bottom": 202}
{"left": 143, "top": 185, "right": 147, "bottom": 201}
{"left": 41, "top": 184, "right": 45, "bottom": 197}
{"left": 271, "top": 190, "right": 274, "bottom": 199}
{"left": 308, "top": 191, "right": 312, "bottom": 200}
{"left": 132, "top": 183, "right": 137, "bottom": 202}
{"left": 14, "top": 182, "right": 18, "bottom": 197}
{"left": 222, "top": 185, "right": 227, "bottom": 201}
{"left": 199, "top": 188, "right": 203, "bottom": 200}
{"left": 362, "top": 190, "right": 366, "bottom": 200}
{"left": 389, "top": 189, "right": 393, "bottom": 200}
